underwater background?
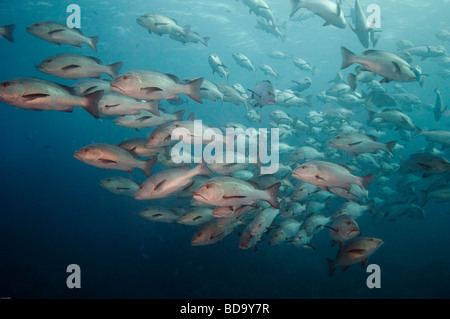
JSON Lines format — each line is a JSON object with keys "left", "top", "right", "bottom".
{"left": 1, "top": 0, "right": 450, "bottom": 299}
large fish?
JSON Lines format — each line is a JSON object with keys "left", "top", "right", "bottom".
{"left": 111, "top": 69, "right": 203, "bottom": 103}
{"left": 0, "top": 77, "right": 102, "bottom": 118}
{"left": 341, "top": 47, "right": 419, "bottom": 86}
{"left": 74, "top": 143, "right": 156, "bottom": 176}
{"left": 134, "top": 162, "right": 213, "bottom": 200}
{"left": 329, "top": 132, "right": 397, "bottom": 157}
{"left": 0, "top": 24, "right": 15, "bottom": 43}
{"left": 292, "top": 160, "right": 374, "bottom": 193}
{"left": 290, "top": 0, "right": 346, "bottom": 29}
{"left": 37, "top": 53, "right": 123, "bottom": 80}
{"left": 193, "top": 176, "right": 281, "bottom": 208}
{"left": 26, "top": 21, "right": 99, "bottom": 52}
{"left": 327, "top": 237, "right": 383, "bottom": 276}
{"left": 248, "top": 80, "right": 276, "bottom": 108}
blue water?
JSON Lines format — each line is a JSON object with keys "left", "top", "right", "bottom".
{"left": 1, "top": 0, "right": 450, "bottom": 299}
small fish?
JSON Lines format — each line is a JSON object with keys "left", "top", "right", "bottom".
{"left": 191, "top": 218, "right": 242, "bottom": 246}
{"left": 329, "top": 132, "right": 397, "bottom": 157}
{"left": 248, "top": 80, "right": 276, "bottom": 108}
{"left": 177, "top": 207, "right": 215, "bottom": 226}
{"left": 99, "top": 176, "right": 140, "bottom": 197}
{"left": 208, "top": 54, "right": 230, "bottom": 80}
{"left": 232, "top": 53, "right": 256, "bottom": 72}
{"left": 139, "top": 207, "right": 181, "bottom": 224}
{"left": 27, "top": 21, "right": 99, "bottom": 52}
{"left": 290, "top": 0, "right": 346, "bottom": 29}
{"left": 259, "top": 64, "right": 278, "bottom": 79}
{"left": 137, "top": 13, "right": 190, "bottom": 42}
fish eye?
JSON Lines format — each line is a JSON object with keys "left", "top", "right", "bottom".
{"left": 1, "top": 82, "right": 9, "bottom": 88}
{"left": 45, "top": 59, "right": 52, "bottom": 63}
{"left": 106, "top": 179, "right": 111, "bottom": 182}
{"left": 203, "top": 185, "right": 210, "bottom": 189}
{"left": 83, "top": 148, "right": 89, "bottom": 152}
{"left": 301, "top": 166, "right": 306, "bottom": 170}
{"left": 369, "top": 238, "right": 374, "bottom": 241}
{"left": 139, "top": 186, "right": 144, "bottom": 189}
{"left": 122, "top": 76, "right": 128, "bottom": 80}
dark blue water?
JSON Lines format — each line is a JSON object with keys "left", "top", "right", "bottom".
{"left": 1, "top": 0, "right": 450, "bottom": 299}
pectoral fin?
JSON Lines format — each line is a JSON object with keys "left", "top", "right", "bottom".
{"left": 22, "top": 93, "right": 50, "bottom": 101}
{"left": 140, "top": 87, "right": 163, "bottom": 94}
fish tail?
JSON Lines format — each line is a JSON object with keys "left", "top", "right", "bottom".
{"left": 173, "top": 109, "right": 185, "bottom": 121}
{"left": 264, "top": 182, "right": 281, "bottom": 208}
{"left": 185, "top": 77, "right": 204, "bottom": 104}
{"left": 340, "top": 46, "right": 357, "bottom": 69}
{"left": 106, "top": 62, "right": 123, "bottom": 79}
{"left": 88, "top": 36, "right": 100, "bottom": 53}
{"left": 141, "top": 157, "right": 157, "bottom": 177}
{"left": 289, "top": 0, "right": 303, "bottom": 18}
{"left": 82, "top": 89, "right": 103, "bottom": 119}
{"left": 348, "top": 73, "right": 357, "bottom": 91}
{"left": 305, "top": 95, "right": 313, "bottom": 107}
{"left": 202, "top": 37, "right": 210, "bottom": 47}
{"left": 193, "top": 161, "right": 213, "bottom": 176}
{"left": 327, "top": 258, "right": 336, "bottom": 277}
{"left": 2, "top": 24, "right": 15, "bottom": 43}
{"left": 146, "top": 100, "right": 160, "bottom": 116}
{"left": 385, "top": 141, "right": 398, "bottom": 156}
{"left": 361, "top": 174, "right": 375, "bottom": 189}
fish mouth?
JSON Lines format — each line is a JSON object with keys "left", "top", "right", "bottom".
{"left": 36, "top": 65, "right": 47, "bottom": 73}
{"left": 110, "top": 83, "right": 124, "bottom": 93}
{"left": 192, "top": 192, "right": 207, "bottom": 201}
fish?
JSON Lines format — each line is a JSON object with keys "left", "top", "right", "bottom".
{"left": 0, "top": 77, "right": 102, "bottom": 118}
{"left": 135, "top": 162, "right": 213, "bottom": 200}
{"left": 422, "top": 182, "right": 450, "bottom": 206}
{"left": 269, "top": 219, "right": 302, "bottom": 245}
{"left": 268, "top": 50, "right": 291, "bottom": 60}
{"left": 73, "top": 143, "right": 157, "bottom": 176}
{"left": 292, "top": 58, "right": 314, "bottom": 74}
{"left": 111, "top": 70, "right": 203, "bottom": 103}
{"left": 400, "top": 153, "right": 450, "bottom": 177}
{"left": 436, "top": 29, "right": 450, "bottom": 42}
{"left": 115, "top": 109, "right": 184, "bottom": 129}
{"left": 232, "top": 53, "right": 256, "bottom": 72}
{"left": 290, "top": 0, "right": 346, "bottom": 29}
{"left": 248, "top": 207, "right": 280, "bottom": 236}
{"left": 259, "top": 64, "right": 278, "bottom": 79}
{"left": 193, "top": 176, "right": 281, "bottom": 208}
{"left": 248, "top": 80, "right": 276, "bottom": 108}
{"left": 341, "top": 47, "right": 419, "bottom": 87}
{"left": 238, "top": 223, "right": 263, "bottom": 250}
{"left": 433, "top": 89, "right": 447, "bottom": 122}
{"left": 241, "top": 0, "right": 277, "bottom": 26}
{"left": 26, "top": 21, "right": 99, "bottom": 52}
{"left": 332, "top": 201, "right": 375, "bottom": 220}
{"left": 216, "top": 84, "right": 250, "bottom": 110}
{"left": 183, "top": 77, "right": 223, "bottom": 102}
{"left": 367, "top": 109, "right": 420, "bottom": 134}
{"left": 327, "top": 237, "right": 383, "bottom": 276}
{"left": 329, "top": 132, "right": 397, "bottom": 157}
{"left": 255, "top": 17, "right": 286, "bottom": 41}
{"left": 349, "top": 0, "right": 377, "bottom": 48}
{"left": 71, "top": 79, "right": 112, "bottom": 96}
{"left": 99, "top": 176, "right": 140, "bottom": 197}
{"left": 170, "top": 30, "right": 210, "bottom": 47}
{"left": 139, "top": 207, "right": 181, "bottom": 224}
{"left": 136, "top": 13, "right": 190, "bottom": 42}
{"left": 208, "top": 54, "right": 230, "bottom": 80}
{"left": 292, "top": 160, "right": 374, "bottom": 193}
{"left": 324, "top": 215, "right": 360, "bottom": 247}
{"left": 177, "top": 207, "right": 215, "bottom": 226}
{"left": 401, "top": 45, "right": 446, "bottom": 60}
{"left": 0, "top": 24, "right": 15, "bottom": 43}
{"left": 380, "top": 202, "right": 425, "bottom": 221}
{"left": 191, "top": 218, "right": 242, "bottom": 246}
{"left": 37, "top": 53, "right": 123, "bottom": 80}
{"left": 414, "top": 129, "right": 450, "bottom": 150}
{"left": 290, "top": 77, "right": 312, "bottom": 92}
{"left": 97, "top": 92, "right": 159, "bottom": 117}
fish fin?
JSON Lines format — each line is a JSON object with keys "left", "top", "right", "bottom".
{"left": 165, "top": 73, "right": 181, "bottom": 83}
{"left": 323, "top": 225, "right": 338, "bottom": 232}
{"left": 2, "top": 24, "right": 15, "bottom": 43}
{"left": 99, "top": 158, "right": 117, "bottom": 164}
{"left": 61, "top": 64, "right": 81, "bottom": 71}
{"left": 182, "top": 25, "right": 191, "bottom": 42}
{"left": 88, "top": 36, "right": 100, "bottom": 53}
{"left": 380, "top": 78, "right": 392, "bottom": 83}
{"left": 154, "top": 179, "right": 167, "bottom": 191}
{"left": 348, "top": 248, "right": 366, "bottom": 255}
{"left": 107, "top": 62, "right": 123, "bottom": 79}
{"left": 193, "top": 161, "right": 213, "bottom": 176}
{"left": 247, "top": 89, "right": 260, "bottom": 98}
{"left": 223, "top": 196, "right": 247, "bottom": 199}
{"left": 188, "top": 112, "right": 195, "bottom": 121}
{"left": 318, "top": 185, "right": 329, "bottom": 192}
{"left": 323, "top": 21, "right": 331, "bottom": 26}
{"left": 22, "top": 93, "right": 50, "bottom": 101}
{"left": 104, "top": 104, "right": 120, "bottom": 108}
{"left": 140, "top": 87, "right": 163, "bottom": 94}
{"left": 362, "top": 174, "right": 375, "bottom": 188}
{"left": 342, "top": 265, "right": 350, "bottom": 272}
{"left": 348, "top": 141, "right": 363, "bottom": 146}
{"left": 185, "top": 77, "right": 204, "bottom": 104}
{"left": 361, "top": 258, "right": 369, "bottom": 268}
{"left": 303, "top": 244, "right": 317, "bottom": 250}
{"left": 385, "top": 141, "right": 398, "bottom": 156}
{"left": 142, "top": 157, "right": 157, "bottom": 177}
{"left": 326, "top": 258, "right": 335, "bottom": 276}
{"left": 264, "top": 182, "right": 281, "bottom": 208}
{"left": 340, "top": 46, "right": 357, "bottom": 69}
{"left": 348, "top": 73, "right": 357, "bottom": 91}
{"left": 82, "top": 89, "right": 103, "bottom": 119}
{"left": 173, "top": 109, "right": 185, "bottom": 121}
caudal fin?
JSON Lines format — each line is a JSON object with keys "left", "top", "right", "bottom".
{"left": 141, "top": 157, "right": 157, "bottom": 177}
{"left": 361, "top": 174, "right": 375, "bottom": 189}
{"left": 173, "top": 109, "right": 185, "bottom": 121}
{"left": 88, "top": 36, "right": 100, "bottom": 53}
{"left": 82, "top": 89, "right": 103, "bottom": 119}
{"left": 341, "top": 46, "right": 357, "bottom": 69}
{"left": 1, "top": 24, "right": 15, "bottom": 43}
{"left": 327, "top": 258, "right": 336, "bottom": 277}
{"left": 146, "top": 100, "right": 160, "bottom": 116}
{"left": 265, "top": 182, "right": 281, "bottom": 208}
{"left": 385, "top": 141, "right": 398, "bottom": 157}
{"left": 289, "top": 0, "right": 303, "bottom": 18}
{"left": 348, "top": 73, "right": 357, "bottom": 91}
{"left": 182, "top": 25, "right": 191, "bottom": 42}
{"left": 106, "top": 62, "right": 123, "bottom": 79}
{"left": 185, "top": 77, "right": 204, "bottom": 104}
{"left": 202, "top": 36, "right": 210, "bottom": 47}
{"left": 305, "top": 95, "right": 313, "bottom": 107}
{"left": 193, "top": 161, "right": 213, "bottom": 176}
